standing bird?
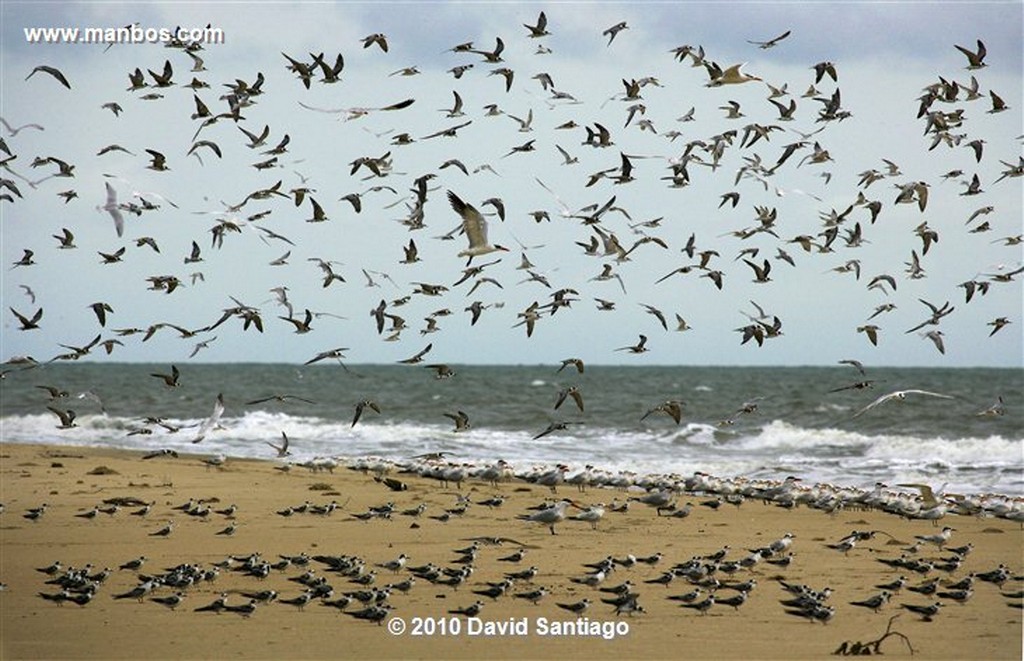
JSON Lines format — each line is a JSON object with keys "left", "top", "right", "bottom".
{"left": 517, "top": 500, "right": 578, "bottom": 535}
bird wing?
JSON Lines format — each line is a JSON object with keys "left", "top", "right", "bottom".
{"left": 904, "top": 389, "right": 954, "bottom": 400}
{"left": 192, "top": 393, "right": 225, "bottom": 443}
{"left": 104, "top": 183, "right": 125, "bottom": 236}
{"left": 448, "top": 190, "right": 488, "bottom": 248}
{"left": 851, "top": 392, "right": 896, "bottom": 418}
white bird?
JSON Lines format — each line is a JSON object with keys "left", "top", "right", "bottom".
{"left": 570, "top": 503, "right": 606, "bottom": 529}
{"left": 191, "top": 393, "right": 225, "bottom": 443}
{"left": 851, "top": 389, "right": 955, "bottom": 419}
{"left": 447, "top": 190, "right": 509, "bottom": 263}
{"left": 516, "top": 500, "right": 578, "bottom": 535}
{"left": 914, "top": 526, "right": 955, "bottom": 550}
{"left": 98, "top": 182, "right": 125, "bottom": 237}
{"left": 707, "top": 63, "right": 762, "bottom": 87}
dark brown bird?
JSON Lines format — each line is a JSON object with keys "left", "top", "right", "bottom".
{"left": 26, "top": 65, "right": 71, "bottom": 89}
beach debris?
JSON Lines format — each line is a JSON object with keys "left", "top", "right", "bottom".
{"left": 832, "top": 615, "right": 915, "bottom": 655}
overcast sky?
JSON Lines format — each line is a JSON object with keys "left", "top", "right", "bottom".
{"left": 2, "top": 1, "right": 1021, "bottom": 367}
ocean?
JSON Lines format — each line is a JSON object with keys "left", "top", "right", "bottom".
{"left": 1, "top": 363, "right": 1021, "bottom": 496}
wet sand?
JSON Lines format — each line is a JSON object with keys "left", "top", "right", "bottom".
{"left": 0, "top": 442, "right": 1021, "bottom": 660}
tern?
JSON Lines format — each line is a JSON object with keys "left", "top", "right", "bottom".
{"left": 640, "top": 400, "right": 684, "bottom": 424}
{"left": 352, "top": 399, "right": 381, "bottom": 427}
{"left": 616, "top": 334, "right": 649, "bottom": 353}
{"left": 26, "top": 65, "right": 71, "bottom": 89}
{"left": 851, "top": 389, "right": 955, "bottom": 418}
{"left": 901, "top": 601, "right": 944, "bottom": 621}
{"left": 602, "top": 21, "right": 628, "bottom": 46}
{"left": 554, "top": 386, "right": 584, "bottom": 412}
{"left": 524, "top": 11, "right": 550, "bottom": 38}
{"left": 954, "top": 39, "right": 987, "bottom": 69}
{"left": 448, "top": 190, "right": 509, "bottom": 263}
{"left": 914, "top": 526, "right": 955, "bottom": 550}
{"left": 533, "top": 421, "right": 580, "bottom": 440}
{"left": 516, "top": 500, "right": 579, "bottom": 535}
{"left": 706, "top": 63, "right": 761, "bottom": 87}
{"left": 191, "top": 393, "right": 225, "bottom": 443}
{"left": 11, "top": 306, "right": 43, "bottom": 330}
{"left": 266, "top": 432, "right": 291, "bottom": 457}
{"left": 444, "top": 410, "right": 471, "bottom": 432}
{"left": 557, "top": 598, "right": 591, "bottom": 614}
{"left": 558, "top": 358, "right": 585, "bottom": 373}
{"left": 748, "top": 30, "right": 791, "bottom": 49}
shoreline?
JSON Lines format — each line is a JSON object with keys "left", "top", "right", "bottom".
{"left": 1, "top": 434, "right": 1022, "bottom": 503}
{"left": 1, "top": 441, "right": 1021, "bottom": 659}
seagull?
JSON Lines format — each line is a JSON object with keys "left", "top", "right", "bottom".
{"left": 852, "top": 389, "right": 954, "bottom": 419}
{"left": 448, "top": 190, "right": 509, "bottom": 263}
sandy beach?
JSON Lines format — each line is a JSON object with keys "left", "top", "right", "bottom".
{"left": 0, "top": 442, "right": 1020, "bottom": 660}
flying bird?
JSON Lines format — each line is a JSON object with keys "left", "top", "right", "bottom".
{"left": 99, "top": 183, "right": 125, "bottom": 237}
{"left": 447, "top": 190, "right": 509, "bottom": 263}
{"left": 602, "top": 21, "right": 628, "bottom": 46}
{"left": 747, "top": 30, "right": 791, "bottom": 49}
{"left": 852, "top": 390, "right": 955, "bottom": 419}
{"left": 26, "top": 65, "right": 71, "bottom": 89}
{"left": 352, "top": 399, "right": 381, "bottom": 427}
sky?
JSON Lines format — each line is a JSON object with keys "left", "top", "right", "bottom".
{"left": 1, "top": 1, "right": 1022, "bottom": 368}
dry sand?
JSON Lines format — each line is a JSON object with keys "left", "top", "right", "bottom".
{"left": 0, "top": 442, "right": 1021, "bottom": 660}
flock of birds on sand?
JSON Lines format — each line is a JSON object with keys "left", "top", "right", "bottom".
{"left": 12, "top": 457, "right": 1024, "bottom": 633}
{"left": 1, "top": 14, "right": 1021, "bottom": 653}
